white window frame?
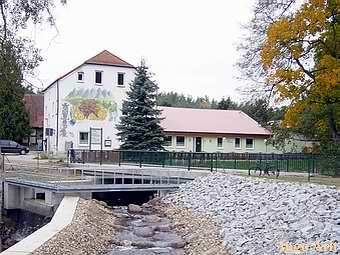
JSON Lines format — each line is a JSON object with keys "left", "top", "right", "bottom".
{"left": 95, "top": 70, "right": 103, "bottom": 85}
{"left": 234, "top": 137, "right": 241, "bottom": 149}
{"left": 79, "top": 132, "right": 89, "bottom": 146}
{"left": 117, "top": 72, "right": 125, "bottom": 86}
{"left": 245, "top": 137, "right": 255, "bottom": 150}
{"left": 217, "top": 137, "right": 223, "bottom": 149}
{"left": 176, "top": 136, "right": 185, "bottom": 147}
{"left": 77, "top": 72, "right": 84, "bottom": 82}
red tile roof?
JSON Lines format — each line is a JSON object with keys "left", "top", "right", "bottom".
{"left": 23, "top": 94, "right": 44, "bottom": 128}
{"left": 160, "top": 106, "right": 272, "bottom": 136}
{"left": 85, "top": 50, "right": 134, "bottom": 67}
{"left": 43, "top": 50, "right": 134, "bottom": 92}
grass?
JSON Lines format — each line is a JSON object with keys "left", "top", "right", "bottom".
{"left": 235, "top": 171, "right": 340, "bottom": 188}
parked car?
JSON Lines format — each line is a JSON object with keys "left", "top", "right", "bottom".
{"left": 0, "top": 140, "right": 29, "bottom": 154}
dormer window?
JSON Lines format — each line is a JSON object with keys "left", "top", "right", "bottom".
{"left": 77, "top": 72, "right": 84, "bottom": 82}
{"left": 95, "top": 71, "right": 102, "bottom": 84}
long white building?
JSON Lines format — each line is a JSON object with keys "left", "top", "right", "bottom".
{"left": 43, "top": 50, "right": 135, "bottom": 153}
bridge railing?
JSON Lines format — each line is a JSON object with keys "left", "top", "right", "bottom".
{"left": 5, "top": 165, "right": 190, "bottom": 191}
{"left": 66, "top": 149, "right": 334, "bottom": 175}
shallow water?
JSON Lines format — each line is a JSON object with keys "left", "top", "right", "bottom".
{"left": 107, "top": 205, "right": 185, "bottom": 255}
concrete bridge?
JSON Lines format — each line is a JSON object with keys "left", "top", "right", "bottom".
{"left": 2, "top": 163, "right": 198, "bottom": 216}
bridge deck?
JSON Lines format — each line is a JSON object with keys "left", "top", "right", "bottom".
{"left": 4, "top": 166, "right": 193, "bottom": 193}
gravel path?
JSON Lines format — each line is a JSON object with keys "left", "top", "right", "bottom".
{"left": 162, "top": 173, "right": 340, "bottom": 255}
{"left": 32, "top": 199, "right": 118, "bottom": 255}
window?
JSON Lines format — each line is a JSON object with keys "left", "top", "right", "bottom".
{"left": 79, "top": 132, "right": 89, "bottom": 144}
{"left": 117, "top": 73, "right": 125, "bottom": 86}
{"left": 77, "top": 72, "right": 84, "bottom": 81}
{"left": 246, "top": 138, "right": 254, "bottom": 149}
{"left": 9, "top": 141, "right": 18, "bottom": 147}
{"left": 36, "top": 192, "right": 45, "bottom": 200}
{"left": 235, "top": 137, "right": 241, "bottom": 149}
{"left": 217, "top": 137, "right": 223, "bottom": 148}
{"left": 164, "top": 136, "right": 172, "bottom": 146}
{"left": 95, "top": 71, "right": 102, "bottom": 84}
{"left": 176, "top": 136, "right": 185, "bottom": 147}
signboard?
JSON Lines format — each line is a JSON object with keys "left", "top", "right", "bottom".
{"left": 104, "top": 139, "right": 112, "bottom": 147}
{"left": 90, "top": 128, "right": 102, "bottom": 145}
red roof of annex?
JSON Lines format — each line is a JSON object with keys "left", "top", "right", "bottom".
{"left": 160, "top": 106, "right": 272, "bottom": 136}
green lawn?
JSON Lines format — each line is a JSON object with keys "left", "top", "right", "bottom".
{"left": 235, "top": 171, "right": 340, "bottom": 188}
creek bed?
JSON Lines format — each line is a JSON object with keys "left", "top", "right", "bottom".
{"left": 106, "top": 203, "right": 185, "bottom": 255}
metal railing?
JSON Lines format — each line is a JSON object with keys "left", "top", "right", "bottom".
{"left": 4, "top": 162, "right": 190, "bottom": 191}
{"left": 67, "top": 150, "right": 328, "bottom": 174}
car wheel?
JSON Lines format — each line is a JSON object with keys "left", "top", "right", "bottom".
{"left": 20, "top": 150, "right": 26, "bottom": 155}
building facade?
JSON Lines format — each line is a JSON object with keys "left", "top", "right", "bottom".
{"left": 23, "top": 94, "right": 44, "bottom": 150}
{"left": 159, "top": 107, "right": 310, "bottom": 153}
{"left": 43, "top": 50, "right": 135, "bottom": 153}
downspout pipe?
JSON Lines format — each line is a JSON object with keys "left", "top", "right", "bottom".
{"left": 56, "top": 80, "right": 59, "bottom": 152}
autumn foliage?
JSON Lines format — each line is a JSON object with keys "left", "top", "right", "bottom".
{"left": 260, "top": 0, "right": 339, "bottom": 141}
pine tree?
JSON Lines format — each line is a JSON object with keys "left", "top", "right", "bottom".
{"left": 0, "top": 43, "right": 30, "bottom": 141}
{"left": 116, "top": 61, "right": 165, "bottom": 151}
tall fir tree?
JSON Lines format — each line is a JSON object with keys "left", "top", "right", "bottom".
{"left": 0, "top": 43, "right": 31, "bottom": 141}
{"left": 117, "top": 61, "right": 165, "bottom": 151}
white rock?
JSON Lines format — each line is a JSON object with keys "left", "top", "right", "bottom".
{"left": 162, "top": 173, "right": 340, "bottom": 255}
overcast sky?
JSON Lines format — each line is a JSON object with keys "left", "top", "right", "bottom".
{"left": 29, "top": 0, "right": 253, "bottom": 101}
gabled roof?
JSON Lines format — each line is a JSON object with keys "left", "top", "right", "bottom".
{"left": 160, "top": 106, "right": 272, "bottom": 136}
{"left": 42, "top": 50, "right": 134, "bottom": 92}
{"left": 85, "top": 50, "right": 134, "bottom": 67}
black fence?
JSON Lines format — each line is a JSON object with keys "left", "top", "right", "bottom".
{"left": 65, "top": 150, "right": 340, "bottom": 176}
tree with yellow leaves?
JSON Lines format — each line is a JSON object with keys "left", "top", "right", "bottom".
{"left": 240, "top": 0, "right": 339, "bottom": 143}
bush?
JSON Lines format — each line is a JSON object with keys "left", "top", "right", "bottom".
{"left": 318, "top": 142, "right": 340, "bottom": 176}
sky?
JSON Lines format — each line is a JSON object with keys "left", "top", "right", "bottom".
{"left": 29, "top": 0, "right": 254, "bottom": 101}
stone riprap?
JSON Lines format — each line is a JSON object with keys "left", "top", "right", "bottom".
{"left": 162, "top": 173, "right": 340, "bottom": 255}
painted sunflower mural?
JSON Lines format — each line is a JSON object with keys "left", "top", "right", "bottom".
{"left": 65, "top": 87, "right": 117, "bottom": 123}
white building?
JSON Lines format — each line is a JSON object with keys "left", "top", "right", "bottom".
{"left": 43, "top": 50, "right": 135, "bottom": 153}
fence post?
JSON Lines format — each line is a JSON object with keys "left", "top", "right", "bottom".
{"left": 100, "top": 150, "right": 103, "bottom": 166}
{"left": 210, "top": 153, "right": 213, "bottom": 172}
{"left": 162, "top": 152, "right": 165, "bottom": 168}
{"left": 312, "top": 153, "right": 315, "bottom": 175}
{"left": 82, "top": 150, "right": 85, "bottom": 164}
{"left": 307, "top": 154, "right": 311, "bottom": 182}
{"left": 37, "top": 152, "right": 40, "bottom": 169}
{"left": 67, "top": 150, "right": 70, "bottom": 167}
{"left": 118, "top": 151, "right": 121, "bottom": 166}
{"left": 188, "top": 153, "right": 191, "bottom": 171}
{"left": 215, "top": 153, "right": 218, "bottom": 171}
{"left": 139, "top": 151, "right": 142, "bottom": 168}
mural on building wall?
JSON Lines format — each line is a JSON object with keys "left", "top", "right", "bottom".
{"left": 60, "top": 103, "right": 69, "bottom": 137}
{"left": 65, "top": 87, "right": 118, "bottom": 123}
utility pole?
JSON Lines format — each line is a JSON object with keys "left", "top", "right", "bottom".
{"left": 0, "top": 149, "right": 4, "bottom": 252}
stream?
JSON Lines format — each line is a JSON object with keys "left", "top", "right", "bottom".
{"left": 106, "top": 202, "right": 185, "bottom": 255}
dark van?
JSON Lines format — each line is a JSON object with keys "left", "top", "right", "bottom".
{"left": 0, "top": 140, "right": 29, "bottom": 154}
